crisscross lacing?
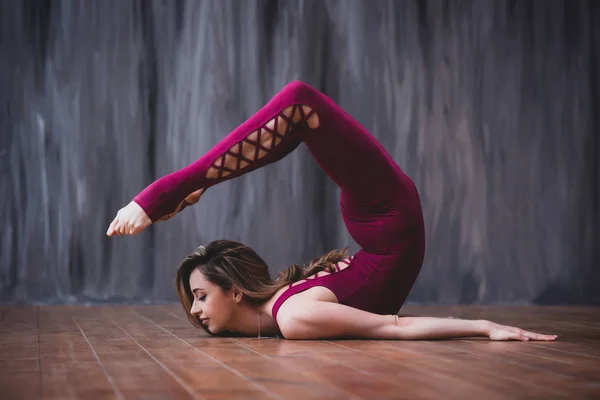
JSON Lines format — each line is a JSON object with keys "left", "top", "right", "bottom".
{"left": 206, "top": 104, "right": 318, "bottom": 180}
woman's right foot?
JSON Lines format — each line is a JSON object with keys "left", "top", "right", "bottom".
{"left": 106, "top": 201, "right": 152, "bottom": 236}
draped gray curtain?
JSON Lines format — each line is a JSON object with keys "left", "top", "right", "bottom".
{"left": 1, "top": 0, "right": 598, "bottom": 304}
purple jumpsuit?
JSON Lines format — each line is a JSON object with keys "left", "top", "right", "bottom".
{"left": 133, "top": 81, "right": 426, "bottom": 333}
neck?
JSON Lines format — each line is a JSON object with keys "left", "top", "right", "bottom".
{"left": 229, "top": 302, "right": 279, "bottom": 337}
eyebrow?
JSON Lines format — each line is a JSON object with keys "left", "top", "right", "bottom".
{"left": 192, "top": 288, "right": 205, "bottom": 294}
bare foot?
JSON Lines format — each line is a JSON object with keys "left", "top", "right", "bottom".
{"left": 106, "top": 201, "right": 152, "bottom": 236}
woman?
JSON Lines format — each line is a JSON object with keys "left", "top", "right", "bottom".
{"left": 107, "top": 81, "right": 557, "bottom": 342}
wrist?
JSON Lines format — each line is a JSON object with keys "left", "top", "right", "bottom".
{"left": 478, "top": 320, "right": 492, "bottom": 336}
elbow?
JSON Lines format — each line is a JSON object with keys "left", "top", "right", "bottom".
{"left": 277, "top": 318, "right": 303, "bottom": 340}
{"left": 277, "top": 311, "right": 315, "bottom": 340}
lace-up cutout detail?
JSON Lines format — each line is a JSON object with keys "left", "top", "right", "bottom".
{"left": 206, "top": 105, "right": 319, "bottom": 179}
{"left": 288, "top": 256, "right": 355, "bottom": 288}
{"left": 335, "top": 258, "right": 352, "bottom": 272}
{"left": 155, "top": 188, "right": 206, "bottom": 222}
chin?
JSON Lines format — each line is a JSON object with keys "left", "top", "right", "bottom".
{"left": 206, "top": 322, "right": 222, "bottom": 334}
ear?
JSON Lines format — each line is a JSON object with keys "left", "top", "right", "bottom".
{"left": 232, "top": 288, "right": 243, "bottom": 303}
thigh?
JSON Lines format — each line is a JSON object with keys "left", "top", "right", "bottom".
{"left": 340, "top": 186, "right": 422, "bottom": 255}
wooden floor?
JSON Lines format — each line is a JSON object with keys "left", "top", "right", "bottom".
{"left": 1, "top": 305, "right": 598, "bottom": 400}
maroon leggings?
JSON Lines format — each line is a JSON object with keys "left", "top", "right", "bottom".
{"left": 134, "top": 81, "right": 426, "bottom": 330}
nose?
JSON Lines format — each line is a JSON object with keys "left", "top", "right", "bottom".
{"left": 190, "top": 300, "right": 202, "bottom": 316}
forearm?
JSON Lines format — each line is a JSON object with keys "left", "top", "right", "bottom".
{"left": 395, "top": 316, "right": 490, "bottom": 340}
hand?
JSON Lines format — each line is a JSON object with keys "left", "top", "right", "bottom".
{"left": 486, "top": 321, "right": 558, "bottom": 341}
{"left": 106, "top": 201, "right": 152, "bottom": 237}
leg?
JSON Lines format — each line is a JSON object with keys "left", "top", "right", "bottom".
{"left": 134, "top": 81, "right": 423, "bottom": 256}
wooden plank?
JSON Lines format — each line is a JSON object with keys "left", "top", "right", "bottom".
{"left": 123, "top": 305, "right": 281, "bottom": 400}
{"left": 0, "top": 306, "right": 41, "bottom": 399}
{"left": 76, "top": 305, "right": 198, "bottom": 399}
{"left": 327, "top": 340, "right": 554, "bottom": 397}
{"left": 233, "top": 337, "right": 480, "bottom": 399}
{"left": 136, "top": 305, "right": 334, "bottom": 400}
{"left": 38, "top": 305, "right": 121, "bottom": 399}
{"left": 232, "top": 338, "right": 402, "bottom": 400}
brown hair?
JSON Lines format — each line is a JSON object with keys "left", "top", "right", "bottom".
{"left": 175, "top": 239, "right": 348, "bottom": 335}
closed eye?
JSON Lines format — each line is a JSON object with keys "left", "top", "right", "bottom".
{"left": 198, "top": 295, "right": 206, "bottom": 302}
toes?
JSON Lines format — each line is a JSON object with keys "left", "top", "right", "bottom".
{"left": 115, "top": 223, "right": 124, "bottom": 236}
{"left": 108, "top": 216, "right": 147, "bottom": 237}
{"left": 107, "top": 217, "right": 119, "bottom": 236}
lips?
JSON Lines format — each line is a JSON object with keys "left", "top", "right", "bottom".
{"left": 200, "top": 318, "right": 209, "bottom": 325}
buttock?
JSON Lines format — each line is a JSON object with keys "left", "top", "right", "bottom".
{"left": 334, "top": 248, "right": 424, "bottom": 314}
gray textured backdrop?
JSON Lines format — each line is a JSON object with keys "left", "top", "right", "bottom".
{"left": 1, "top": 0, "right": 598, "bottom": 305}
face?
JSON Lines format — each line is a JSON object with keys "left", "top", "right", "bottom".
{"left": 189, "top": 268, "right": 237, "bottom": 334}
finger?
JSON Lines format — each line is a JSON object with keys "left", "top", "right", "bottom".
{"left": 515, "top": 330, "right": 528, "bottom": 341}
{"left": 521, "top": 329, "right": 545, "bottom": 337}
{"left": 525, "top": 331, "right": 558, "bottom": 341}
{"left": 109, "top": 222, "right": 119, "bottom": 236}
{"left": 523, "top": 331, "right": 542, "bottom": 339}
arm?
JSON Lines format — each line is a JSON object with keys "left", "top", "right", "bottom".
{"left": 277, "top": 299, "right": 557, "bottom": 341}
{"left": 277, "top": 299, "right": 487, "bottom": 339}
{"left": 393, "top": 316, "right": 489, "bottom": 340}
